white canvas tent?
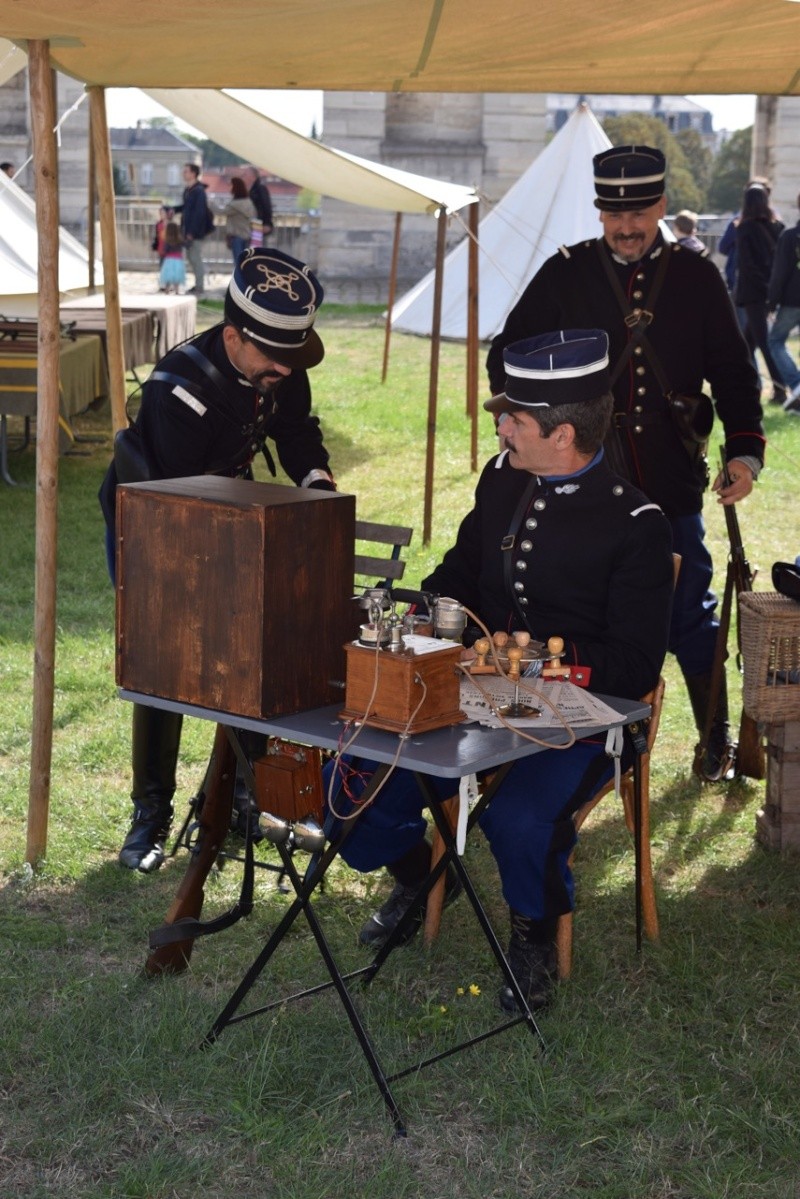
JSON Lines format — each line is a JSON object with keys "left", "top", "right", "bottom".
{"left": 0, "top": 169, "right": 101, "bottom": 314}
{"left": 391, "top": 105, "right": 611, "bottom": 342}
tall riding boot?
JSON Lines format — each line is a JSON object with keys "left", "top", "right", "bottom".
{"left": 683, "top": 671, "right": 736, "bottom": 783}
{"left": 118, "top": 704, "right": 183, "bottom": 872}
{"left": 230, "top": 729, "right": 267, "bottom": 842}
{"left": 358, "top": 840, "right": 462, "bottom": 949}
{"left": 499, "top": 910, "right": 558, "bottom": 1013}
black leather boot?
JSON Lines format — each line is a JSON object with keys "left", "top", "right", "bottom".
{"left": 499, "top": 910, "right": 558, "bottom": 1013}
{"left": 230, "top": 729, "right": 266, "bottom": 841}
{"left": 684, "top": 671, "right": 737, "bottom": 783}
{"left": 118, "top": 704, "right": 183, "bottom": 872}
{"left": 359, "top": 840, "right": 462, "bottom": 948}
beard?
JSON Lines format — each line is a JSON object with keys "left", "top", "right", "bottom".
{"left": 250, "top": 372, "right": 284, "bottom": 397}
{"left": 610, "top": 233, "right": 646, "bottom": 261}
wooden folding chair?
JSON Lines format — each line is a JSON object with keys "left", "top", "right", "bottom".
{"left": 422, "top": 678, "right": 665, "bottom": 960}
{"left": 555, "top": 674, "right": 664, "bottom": 977}
{"left": 424, "top": 555, "right": 680, "bottom": 957}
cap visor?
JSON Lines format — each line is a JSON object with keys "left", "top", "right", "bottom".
{"left": 484, "top": 392, "right": 509, "bottom": 414}
{"left": 269, "top": 329, "right": 325, "bottom": 370}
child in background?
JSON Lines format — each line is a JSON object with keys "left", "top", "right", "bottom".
{"left": 158, "top": 222, "right": 186, "bottom": 294}
{"left": 151, "top": 205, "right": 169, "bottom": 287}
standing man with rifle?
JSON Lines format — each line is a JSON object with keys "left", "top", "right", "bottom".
{"left": 487, "top": 145, "right": 766, "bottom": 782}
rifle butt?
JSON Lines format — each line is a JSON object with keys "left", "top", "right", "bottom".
{"left": 144, "top": 724, "right": 237, "bottom": 977}
{"left": 736, "top": 712, "right": 765, "bottom": 781}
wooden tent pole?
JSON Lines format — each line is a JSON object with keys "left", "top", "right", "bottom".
{"left": 87, "top": 107, "right": 97, "bottom": 294}
{"left": 88, "top": 87, "right": 127, "bottom": 433}
{"left": 466, "top": 199, "right": 479, "bottom": 471}
{"left": 381, "top": 212, "right": 402, "bottom": 383}
{"left": 25, "top": 41, "right": 60, "bottom": 868}
{"left": 423, "top": 205, "right": 447, "bottom": 546}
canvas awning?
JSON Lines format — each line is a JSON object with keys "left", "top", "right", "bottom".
{"left": 145, "top": 89, "right": 477, "bottom": 215}
{"left": 1, "top": 1, "right": 798, "bottom": 95}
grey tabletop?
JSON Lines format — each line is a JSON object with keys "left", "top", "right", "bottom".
{"left": 119, "top": 692, "right": 650, "bottom": 778}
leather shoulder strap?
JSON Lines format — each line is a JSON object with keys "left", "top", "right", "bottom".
{"left": 595, "top": 240, "right": 673, "bottom": 393}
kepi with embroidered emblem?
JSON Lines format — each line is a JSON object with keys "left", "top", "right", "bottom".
{"left": 225, "top": 247, "right": 324, "bottom": 369}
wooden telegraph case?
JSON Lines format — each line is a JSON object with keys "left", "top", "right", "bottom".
{"left": 116, "top": 476, "right": 355, "bottom": 719}
{"left": 340, "top": 641, "right": 465, "bottom": 734}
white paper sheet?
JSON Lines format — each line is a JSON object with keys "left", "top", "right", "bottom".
{"left": 459, "top": 676, "right": 626, "bottom": 729}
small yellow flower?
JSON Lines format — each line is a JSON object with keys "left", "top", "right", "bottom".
{"left": 456, "top": 986, "right": 465, "bottom": 996}
{"left": 439, "top": 1005, "right": 448, "bottom": 1013}
{"left": 469, "top": 983, "right": 481, "bottom": 996}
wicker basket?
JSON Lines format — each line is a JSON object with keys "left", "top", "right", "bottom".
{"left": 740, "top": 592, "right": 800, "bottom": 722}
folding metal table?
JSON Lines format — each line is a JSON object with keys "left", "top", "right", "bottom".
{"left": 121, "top": 690, "right": 650, "bottom": 1136}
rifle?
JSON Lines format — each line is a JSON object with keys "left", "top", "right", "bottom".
{"left": 145, "top": 723, "right": 244, "bottom": 976}
{"left": 697, "top": 449, "right": 765, "bottom": 781}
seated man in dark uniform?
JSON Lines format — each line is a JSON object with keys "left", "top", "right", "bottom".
{"left": 100, "top": 248, "right": 335, "bottom": 873}
{"left": 332, "top": 329, "right": 674, "bottom": 1012}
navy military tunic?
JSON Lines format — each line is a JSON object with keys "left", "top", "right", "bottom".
{"left": 335, "top": 451, "right": 674, "bottom": 920}
{"left": 424, "top": 450, "right": 673, "bottom": 700}
{"left": 134, "top": 323, "right": 331, "bottom": 484}
{"left": 487, "top": 234, "right": 765, "bottom": 518}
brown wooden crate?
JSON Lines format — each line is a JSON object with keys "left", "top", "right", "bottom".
{"left": 116, "top": 476, "right": 355, "bottom": 718}
{"left": 253, "top": 741, "right": 324, "bottom": 823}
{"left": 340, "top": 641, "right": 465, "bottom": 734}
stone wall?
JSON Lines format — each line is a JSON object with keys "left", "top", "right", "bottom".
{"left": 0, "top": 71, "right": 90, "bottom": 237}
{"left": 317, "top": 92, "right": 547, "bottom": 304}
{"left": 753, "top": 95, "right": 800, "bottom": 224}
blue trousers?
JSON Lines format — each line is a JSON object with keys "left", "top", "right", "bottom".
{"left": 767, "top": 305, "right": 800, "bottom": 392}
{"left": 327, "top": 740, "right": 615, "bottom": 921}
{"left": 668, "top": 512, "right": 718, "bottom": 677}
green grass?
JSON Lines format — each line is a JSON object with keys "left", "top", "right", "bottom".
{"left": 1, "top": 314, "right": 799, "bottom": 1197}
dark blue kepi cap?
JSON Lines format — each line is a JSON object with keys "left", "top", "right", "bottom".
{"left": 224, "top": 247, "right": 324, "bottom": 369}
{"left": 484, "top": 330, "right": 610, "bottom": 415}
{"left": 593, "top": 144, "right": 666, "bottom": 211}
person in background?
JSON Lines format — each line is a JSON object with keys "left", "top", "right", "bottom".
{"left": 158, "top": 221, "right": 186, "bottom": 294}
{"left": 246, "top": 166, "right": 274, "bottom": 243}
{"left": 487, "top": 145, "right": 765, "bottom": 784}
{"left": 151, "top": 204, "right": 169, "bottom": 286}
{"left": 223, "top": 176, "right": 256, "bottom": 265}
{"left": 767, "top": 189, "right": 800, "bottom": 416}
{"left": 171, "top": 162, "right": 213, "bottom": 296}
{"left": 0, "top": 161, "right": 15, "bottom": 177}
{"left": 673, "top": 210, "right": 706, "bottom": 254}
{"left": 719, "top": 176, "right": 777, "bottom": 381}
{"left": 735, "top": 183, "right": 785, "bottom": 405}
{"left": 99, "top": 248, "right": 336, "bottom": 873}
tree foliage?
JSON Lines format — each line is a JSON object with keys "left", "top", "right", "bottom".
{"left": 707, "top": 127, "right": 753, "bottom": 214}
{"left": 601, "top": 114, "right": 704, "bottom": 212}
{"left": 112, "top": 162, "right": 130, "bottom": 196}
{"left": 675, "top": 128, "right": 713, "bottom": 204}
{"left": 181, "top": 132, "right": 241, "bottom": 168}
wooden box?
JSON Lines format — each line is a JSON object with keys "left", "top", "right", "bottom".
{"left": 252, "top": 739, "right": 324, "bottom": 824}
{"left": 756, "top": 720, "right": 800, "bottom": 852}
{"left": 340, "top": 641, "right": 465, "bottom": 734}
{"left": 116, "top": 476, "right": 355, "bottom": 719}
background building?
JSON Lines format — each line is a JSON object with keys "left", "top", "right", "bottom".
{"left": 548, "top": 94, "right": 713, "bottom": 143}
{"left": 318, "top": 92, "right": 547, "bottom": 302}
{"left": 110, "top": 123, "right": 200, "bottom": 197}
